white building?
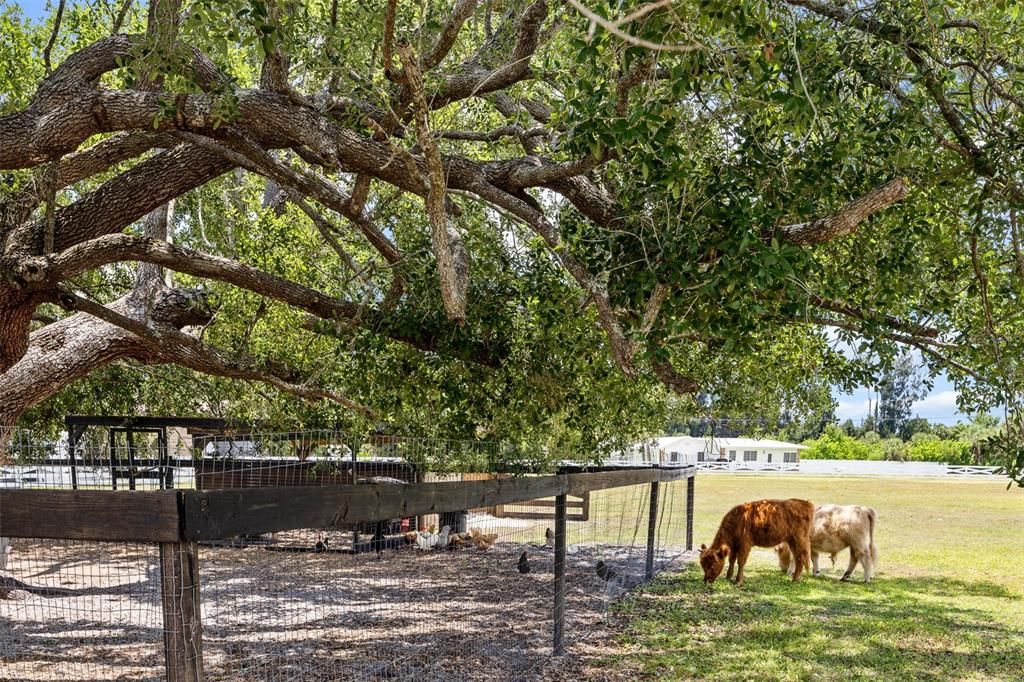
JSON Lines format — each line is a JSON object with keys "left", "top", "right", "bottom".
{"left": 624, "top": 435, "right": 807, "bottom": 467}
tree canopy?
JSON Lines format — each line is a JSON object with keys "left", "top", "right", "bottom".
{"left": 0, "top": 1, "right": 1021, "bottom": 476}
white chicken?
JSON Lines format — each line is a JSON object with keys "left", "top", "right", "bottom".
{"left": 414, "top": 525, "right": 452, "bottom": 550}
{"left": 0, "top": 537, "right": 10, "bottom": 571}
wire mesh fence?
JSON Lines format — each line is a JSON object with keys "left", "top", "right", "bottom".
{"left": 1, "top": 426, "right": 695, "bottom": 681}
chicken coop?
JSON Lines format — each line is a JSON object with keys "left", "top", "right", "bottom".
{"left": 0, "top": 426, "right": 697, "bottom": 681}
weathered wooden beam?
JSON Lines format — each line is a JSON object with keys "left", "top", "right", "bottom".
{"left": 0, "top": 490, "right": 183, "bottom": 542}
{"left": 0, "top": 466, "right": 695, "bottom": 542}
{"left": 182, "top": 468, "right": 695, "bottom": 540}
{"left": 160, "top": 541, "right": 204, "bottom": 682}
{"left": 566, "top": 466, "right": 693, "bottom": 495}
{"left": 182, "top": 474, "right": 569, "bottom": 540}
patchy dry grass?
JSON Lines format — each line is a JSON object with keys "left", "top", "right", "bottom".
{"left": 605, "top": 475, "right": 1024, "bottom": 681}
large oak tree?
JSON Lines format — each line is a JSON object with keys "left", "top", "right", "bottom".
{"left": 0, "top": 1, "right": 1021, "bottom": 474}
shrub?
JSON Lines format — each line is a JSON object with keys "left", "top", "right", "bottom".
{"left": 908, "top": 436, "right": 973, "bottom": 464}
{"left": 801, "top": 426, "right": 880, "bottom": 460}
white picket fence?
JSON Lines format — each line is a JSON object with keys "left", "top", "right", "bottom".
{"left": 696, "top": 459, "right": 1003, "bottom": 478}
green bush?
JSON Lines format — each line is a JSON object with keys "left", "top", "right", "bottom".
{"left": 801, "top": 426, "right": 882, "bottom": 460}
{"left": 907, "top": 434, "right": 973, "bottom": 464}
{"left": 880, "top": 437, "right": 908, "bottom": 461}
{"left": 800, "top": 426, "right": 972, "bottom": 463}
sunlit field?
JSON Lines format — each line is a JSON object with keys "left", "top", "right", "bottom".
{"left": 603, "top": 475, "right": 1024, "bottom": 681}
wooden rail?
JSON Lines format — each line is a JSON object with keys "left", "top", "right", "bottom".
{"left": 0, "top": 489, "right": 183, "bottom": 542}
{"left": 0, "top": 466, "right": 694, "bottom": 542}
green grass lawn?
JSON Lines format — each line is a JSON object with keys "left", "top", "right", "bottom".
{"left": 607, "top": 475, "right": 1024, "bottom": 681}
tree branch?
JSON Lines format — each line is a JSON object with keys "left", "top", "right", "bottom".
{"left": 421, "top": 0, "right": 478, "bottom": 70}
{"left": 400, "top": 43, "right": 469, "bottom": 323}
{"left": 780, "top": 178, "right": 909, "bottom": 245}
{"left": 52, "top": 289, "right": 374, "bottom": 415}
{"left": 42, "top": 0, "right": 67, "bottom": 76}
{"left": 32, "top": 234, "right": 498, "bottom": 367}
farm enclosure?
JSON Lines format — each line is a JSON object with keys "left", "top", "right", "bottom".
{"left": 0, "top": 430, "right": 696, "bottom": 680}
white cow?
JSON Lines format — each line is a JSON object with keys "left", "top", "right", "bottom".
{"left": 776, "top": 504, "right": 878, "bottom": 582}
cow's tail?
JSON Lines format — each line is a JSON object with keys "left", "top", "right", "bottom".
{"left": 868, "top": 507, "right": 879, "bottom": 567}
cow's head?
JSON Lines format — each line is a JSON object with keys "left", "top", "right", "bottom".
{"left": 699, "top": 543, "right": 729, "bottom": 583}
{"left": 774, "top": 543, "right": 793, "bottom": 572}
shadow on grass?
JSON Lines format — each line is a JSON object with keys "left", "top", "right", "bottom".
{"left": 610, "top": 566, "right": 1024, "bottom": 681}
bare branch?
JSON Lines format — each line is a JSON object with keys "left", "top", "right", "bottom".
{"left": 639, "top": 283, "right": 671, "bottom": 335}
{"left": 649, "top": 354, "right": 699, "bottom": 394}
{"left": 566, "top": 0, "right": 701, "bottom": 53}
{"left": 287, "top": 195, "right": 378, "bottom": 290}
{"left": 781, "top": 178, "right": 909, "bottom": 245}
{"left": 53, "top": 289, "right": 374, "bottom": 415}
{"left": 400, "top": 43, "right": 469, "bottom": 323}
{"left": 806, "top": 293, "right": 939, "bottom": 339}
{"left": 112, "top": 0, "right": 133, "bottom": 33}
{"left": 382, "top": 0, "right": 401, "bottom": 82}
{"left": 421, "top": 0, "right": 479, "bottom": 70}
{"left": 171, "top": 131, "right": 402, "bottom": 265}
{"left": 42, "top": 0, "right": 67, "bottom": 76}
{"left": 436, "top": 125, "right": 548, "bottom": 143}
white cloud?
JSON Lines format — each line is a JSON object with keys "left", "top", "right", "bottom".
{"left": 834, "top": 394, "right": 871, "bottom": 421}
{"left": 909, "top": 390, "right": 960, "bottom": 420}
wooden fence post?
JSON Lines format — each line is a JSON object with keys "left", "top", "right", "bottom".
{"left": 160, "top": 541, "right": 204, "bottom": 681}
{"left": 646, "top": 481, "right": 659, "bottom": 581}
{"left": 553, "top": 493, "right": 567, "bottom": 656}
{"left": 686, "top": 476, "right": 695, "bottom": 551}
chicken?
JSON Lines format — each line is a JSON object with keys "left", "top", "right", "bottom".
{"left": 595, "top": 559, "right": 643, "bottom": 593}
{"left": 517, "top": 550, "right": 531, "bottom": 574}
{"left": 545, "top": 527, "right": 555, "bottom": 548}
{"left": 414, "top": 525, "right": 452, "bottom": 550}
{"left": 595, "top": 559, "right": 617, "bottom": 582}
{"left": 314, "top": 534, "right": 330, "bottom": 553}
{"left": 447, "top": 532, "right": 472, "bottom": 549}
{"left": 471, "top": 533, "right": 498, "bottom": 550}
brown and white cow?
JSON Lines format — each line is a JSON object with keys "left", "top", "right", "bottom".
{"left": 775, "top": 504, "right": 878, "bottom": 582}
{"left": 699, "top": 498, "right": 814, "bottom": 585}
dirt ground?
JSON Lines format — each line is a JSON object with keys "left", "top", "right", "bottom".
{"left": 0, "top": 531, "right": 692, "bottom": 681}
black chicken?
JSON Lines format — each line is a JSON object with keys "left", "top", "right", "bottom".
{"left": 517, "top": 550, "right": 531, "bottom": 574}
{"left": 595, "top": 559, "right": 617, "bottom": 582}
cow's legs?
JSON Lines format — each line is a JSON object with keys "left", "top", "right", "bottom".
{"left": 733, "top": 543, "right": 752, "bottom": 585}
{"left": 791, "top": 535, "right": 810, "bottom": 581}
{"left": 841, "top": 549, "right": 859, "bottom": 581}
{"left": 726, "top": 546, "right": 737, "bottom": 581}
{"left": 859, "top": 545, "right": 873, "bottom": 582}
{"left": 811, "top": 551, "right": 821, "bottom": 576}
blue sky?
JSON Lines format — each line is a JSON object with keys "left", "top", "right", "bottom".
{"left": 8, "top": 0, "right": 48, "bottom": 20}
{"left": 834, "top": 378, "right": 965, "bottom": 424}
{"left": 5, "top": 1, "right": 980, "bottom": 424}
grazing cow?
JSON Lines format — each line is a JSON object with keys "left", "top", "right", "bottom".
{"left": 775, "top": 504, "right": 878, "bottom": 582}
{"left": 699, "top": 498, "right": 814, "bottom": 585}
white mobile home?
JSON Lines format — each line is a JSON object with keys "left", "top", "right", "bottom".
{"left": 712, "top": 437, "right": 806, "bottom": 466}
{"left": 622, "top": 436, "right": 807, "bottom": 467}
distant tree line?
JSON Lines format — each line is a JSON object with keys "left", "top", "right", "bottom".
{"left": 664, "top": 414, "right": 1004, "bottom": 466}
{"left": 802, "top": 416, "right": 1003, "bottom": 465}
